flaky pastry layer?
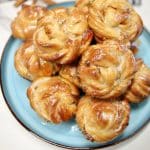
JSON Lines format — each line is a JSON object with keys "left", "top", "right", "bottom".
{"left": 15, "top": 41, "right": 60, "bottom": 81}
{"left": 78, "top": 40, "right": 136, "bottom": 99}
{"left": 11, "top": 4, "right": 47, "bottom": 40}
{"left": 33, "top": 7, "right": 93, "bottom": 64}
{"left": 76, "top": 96, "right": 130, "bottom": 142}
{"left": 27, "top": 77, "right": 79, "bottom": 123}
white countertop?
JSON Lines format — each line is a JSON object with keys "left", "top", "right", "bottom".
{"left": 0, "top": 1, "right": 150, "bottom": 150}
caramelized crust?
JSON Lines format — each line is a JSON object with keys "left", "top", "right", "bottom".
{"left": 78, "top": 40, "right": 136, "bottom": 99}
{"left": 14, "top": 41, "right": 60, "bottom": 81}
{"left": 59, "top": 64, "right": 80, "bottom": 87}
{"left": 27, "top": 77, "right": 79, "bottom": 123}
{"left": 11, "top": 4, "right": 47, "bottom": 40}
{"left": 76, "top": 96, "right": 130, "bottom": 142}
{"left": 33, "top": 7, "right": 93, "bottom": 64}
{"left": 88, "top": 0, "right": 143, "bottom": 42}
{"left": 125, "top": 59, "right": 150, "bottom": 103}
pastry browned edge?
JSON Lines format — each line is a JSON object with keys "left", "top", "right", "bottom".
{"left": 75, "top": 0, "right": 91, "bottom": 15}
{"left": 11, "top": 4, "right": 47, "bottom": 40}
{"left": 78, "top": 40, "right": 136, "bottom": 99}
{"left": 88, "top": 0, "right": 143, "bottom": 42}
{"left": 125, "top": 59, "right": 150, "bottom": 103}
{"left": 76, "top": 96, "right": 130, "bottom": 142}
{"left": 59, "top": 64, "right": 80, "bottom": 88}
{"left": 33, "top": 7, "right": 93, "bottom": 64}
{"left": 14, "top": 40, "right": 60, "bottom": 81}
{"left": 27, "top": 77, "right": 79, "bottom": 123}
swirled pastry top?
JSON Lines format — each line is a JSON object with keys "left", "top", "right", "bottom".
{"left": 76, "top": 96, "right": 130, "bottom": 142}
{"left": 11, "top": 4, "right": 47, "bottom": 40}
{"left": 88, "top": 0, "right": 143, "bottom": 42}
{"left": 78, "top": 40, "right": 136, "bottom": 99}
{"left": 59, "top": 64, "right": 80, "bottom": 87}
{"left": 27, "top": 77, "right": 79, "bottom": 123}
{"left": 33, "top": 7, "right": 93, "bottom": 64}
{"left": 14, "top": 41, "right": 60, "bottom": 81}
{"left": 125, "top": 59, "right": 150, "bottom": 103}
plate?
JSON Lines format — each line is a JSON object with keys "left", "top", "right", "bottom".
{"left": 1, "top": 2, "right": 150, "bottom": 149}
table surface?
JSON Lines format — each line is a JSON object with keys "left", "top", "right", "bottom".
{"left": 0, "top": 1, "right": 150, "bottom": 150}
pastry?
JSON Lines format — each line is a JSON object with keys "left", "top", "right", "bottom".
{"left": 88, "top": 0, "right": 143, "bottom": 42}
{"left": 11, "top": 4, "right": 47, "bottom": 40}
{"left": 14, "top": 41, "right": 60, "bottom": 81}
{"left": 78, "top": 40, "right": 136, "bottom": 99}
{"left": 130, "top": 45, "right": 138, "bottom": 55}
{"left": 33, "top": 7, "right": 93, "bottom": 64}
{"left": 15, "top": 0, "right": 26, "bottom": 6}
{"left": 43, "top": 0, "right": 56, "bottom": 5}
{"left": 76, "top": 96, "right": 130, "bottom": 142}
{"left": 27, "top": 76, "right": 79, "bottom": 123}
{"left": 59, "top": 64, "right": 80, "bottom": 87}
{"left": 75, "top": 0, "right": 91, "bottom": 15}
{"left": 125, "top": 59, "right": 150, "bottom": 103}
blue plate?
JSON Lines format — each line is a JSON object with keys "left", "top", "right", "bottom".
{"left": 1, "top": 2, "right": 150, "bottom": 149}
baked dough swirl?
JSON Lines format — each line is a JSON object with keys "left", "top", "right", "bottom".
{"left": 59, "top": 64, "right": 80, "bottom": 87}
{"left": 11, "top": 4, "right": 47, "bottom": 40}
{"left": 125, "top": 59, "right": 150, "bottom": 103}
{"left": 88, "top": 0, "right": 143, "bottom": 42}
{"left": 76, "top": 96, "right": 130, "bottom": 142}
{"left": 33, "top": 7, "right": 93, "bottom": 64}
{"left": 14, "top": 41, "right": 60, "bottom": 81}
{"left": 75, "top": 0, "right": 91, "bottom": 15}
{"left": 78, "top": 40, "right": 136, "bottom": 99}
{"left": 27, "top": 77, "right": 79, "bottom": 123}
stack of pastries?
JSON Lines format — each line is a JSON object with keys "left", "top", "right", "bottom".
{"left": 12, "top": 0, "right": 150, "bottom": 143}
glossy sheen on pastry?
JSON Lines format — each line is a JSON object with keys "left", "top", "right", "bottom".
{"left": 59, "top": 64, "right": 80, "bottom": 87}
{"left": 125, "top": 59, "right": 150, "bottom": 103}
{"left": 76, "top": 96, "right": 130, "bottom": 142}
{"left": 33, "top": 7, "right": 93, "bottom": 64}
{"left": 78, "top": 40, "right": 136, "bottom": 99}
{"left": 14, "top": 41, "right": 60, "bottom": 81}
{"left": 11, "top": 4, "right": 47, "bottom": 40}
{"left": 27, "top": 77, "right": 79, "bottom": 123}
{"left": 88, "top": 0, "right": 143, "bottom": 42}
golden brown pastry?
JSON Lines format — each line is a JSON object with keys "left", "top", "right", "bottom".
{"left": 125, "top": 59, "right": 150, "bottom": 103}
{"left": 59, "top": 64, "right": 80, "bottom": 87}
{"left": 78, "top": 40, "right": 136, "bottom": 99}
{"left": 88, "top": 0, "right": 143, "bottom": 42}
{"left": 76, "top": 96, "right": 130, "bottom": 142}
{"left": 130, "top": 45, "right": 138, "bottom": 55}
{"left": 11, "top": 4, "right": 47, "bottom": 40}
{"left": 27, "top": 76, "right": 79, "bottom": 123}
{"left": 75, "top": 0, "right": 91, "bottom": 15}
{"left": 43, "top": 0, "right": 56, "bottom": 5}
{"left": 33, "top": 7, "right": 93, "bottom": 64}
{"left": 15, "top": 0, "right": 26, "bottom": 7}
{"left": 14, "top": 41, "right": 60, "bottom": 81}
